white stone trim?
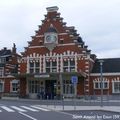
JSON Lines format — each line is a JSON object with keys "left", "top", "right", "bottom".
{"left": 112, "top": 77, "right": 120, "bottom": 82}
{"left": 85, "top": 89, "right": 89, "bottom": 92}
{"left": 60, "top": 54, "right": 63, "bottom": 72}
{"left": 26, "top": 56, "right": 29, "bottom": 73}
{"left": 39, "top": 55, "right": 42, "bottom": 73}
{"left": 93, "top": 77, "right": 109, "bottom": 81}
{"left": 36, "top": 35, "right": 44, "bottom": 37}
{"left": 58, "top": 33, "right": 68, "bottom": 35}
{"left": 93, "top": 78, "right": 109, "bottom": 89}
{"left": 85, "top": 61, "right": 89, "bottom": 64}
{"left": 75, "top": 53, "right": 77, "bottom": 72}
{"left": 29, "top": 43, "right": 76, "bottom": 49}
{"left": 91, "top": 73, "right": 120, "bottom": 76}
{"left": 57, "top": 54, "right": 59, "bottom": 72}
{"left": 85, "top": 66, "right": 89, "bottom": 68}
{"left": 43, "top": 55, "right": 46, "bottom": 73}
{"left": 85, "top": 70, "right": 89, "bottom": 72}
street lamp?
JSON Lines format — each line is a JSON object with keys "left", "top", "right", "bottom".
{"left": 99, "top": 60, "right": 104, "bottom": 107}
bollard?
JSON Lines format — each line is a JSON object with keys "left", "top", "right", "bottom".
{"left": 54, "top": 96, "right": 56, "bottom": 109}
{"left": 74, "top": 95, "right": 76, "bottom": 110}
{"left": 62, "top": 96, "right": 64, "bottom": 110}
{"left": 47, "top": 95, "right": 49, "bottom": 107}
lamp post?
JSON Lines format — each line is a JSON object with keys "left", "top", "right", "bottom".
{"left": 99, "top": 60, "right": 104, "bottom": 107}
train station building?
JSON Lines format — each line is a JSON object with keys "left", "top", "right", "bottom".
{"left": 1, "top": 6, "right": 120, "bottom": 99}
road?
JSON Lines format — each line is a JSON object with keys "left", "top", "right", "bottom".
{"left": 64, "top": 110, "right": 120, "bottom": 120}
{"left": 0, "top": 99, "right": 120, "bottom": 120}
{"left": 0, "top": 100, "right": 73, "bottom": 120}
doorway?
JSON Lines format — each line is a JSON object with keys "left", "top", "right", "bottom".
{"left": 45, "top": 80, "right": 57, "bottom": 99}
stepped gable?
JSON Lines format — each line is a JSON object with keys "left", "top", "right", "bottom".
{"left": 21, "top": 6, "right": 91, "bottom": 56}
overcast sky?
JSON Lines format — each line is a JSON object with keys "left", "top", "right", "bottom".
{"left": 0, "top": 0, "right": 120, "bottom": 58}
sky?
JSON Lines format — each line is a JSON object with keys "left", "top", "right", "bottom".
{"left": 0, "top": 0, "right": 120, "bottom": 58}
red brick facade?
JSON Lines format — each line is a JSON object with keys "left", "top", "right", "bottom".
{"left": 17, "top": 6, "right": 120, "bottom": 99}
{"left": 0, "top": 44, "right": 21, "bottom": 97}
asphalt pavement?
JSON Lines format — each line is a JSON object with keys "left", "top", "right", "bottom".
{"left": 1, "top": 98, "right": 120, "bottom": 120}
{"left": 0, "top": 99, "right": 74, "bottom": 120}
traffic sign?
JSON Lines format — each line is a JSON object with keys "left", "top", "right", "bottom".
{"left": 71, "top": 76, "right": 78, "bottom": 84}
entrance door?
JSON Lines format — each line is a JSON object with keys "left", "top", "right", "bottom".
{"left": 45, "top": 80, "right": 56, "bottom": 99}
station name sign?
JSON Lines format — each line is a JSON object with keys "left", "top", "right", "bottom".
{"left": 34, "top": 74, "right": 50, "bottom": 78}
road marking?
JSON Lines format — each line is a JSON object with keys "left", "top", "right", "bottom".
{"left": 0, "top": 106, "right": 15, "bottom": 112}
{"left": 11, "top": 106, "right": 27, "bottom": 112}
{"left": 31, "top": 105, "right": 50, "bottom": 111}
{"left": 19, "top": 112, "right": 37, "bottom": 120}
{"left": 21, "top": 106, "right": 39, "bottom": 112}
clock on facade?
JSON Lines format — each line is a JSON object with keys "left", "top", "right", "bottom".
{"left": 45, "top": 34, "right": 57, "bottom": 43}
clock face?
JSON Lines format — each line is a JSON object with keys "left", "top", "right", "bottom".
{"left": 46, "top": 34, "right": 57, "bottom": 43}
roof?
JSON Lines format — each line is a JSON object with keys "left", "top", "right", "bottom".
{"left": 91, "top": 58, "right": 120, "bottom": 73}
{"left": 0, "top": 48, "right": 11, "bottom": 57}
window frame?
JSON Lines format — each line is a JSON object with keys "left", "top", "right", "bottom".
{"left": 112, "top": 81, "right": 120, "bottom": 93}
{"left": 45, "top": 60, "right": 57, "bottom": 73}
{"left": 63, "top": 59, "right": 75, "bottom": 72}
{"left": 63, "top": 80, "right": 74, "bottom": 94}
{"left": 10, "top": 80, "right": 19, "bottom": 93}
{"left": 93, "top": 81, "right": 109, "bottom": 89}
{"left": 29, "top": 61, "right": 40, "bottom": 74}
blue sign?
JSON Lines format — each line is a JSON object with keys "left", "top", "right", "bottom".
{"left": 71, "top": 76, "right": 78, "bottom": 84}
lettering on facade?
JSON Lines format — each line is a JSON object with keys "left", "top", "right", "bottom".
{"left": 34, "top": 74, "right": 50, "bottom": 78}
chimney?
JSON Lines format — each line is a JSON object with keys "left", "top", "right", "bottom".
{"left": 3, "top": 47, "right": 7, "bottom": 50}
{"left": 46, "top": 6, "right": 59, "bottom": 12}
{"left": 12, "top": 43, "right": 16, "bottom": 54}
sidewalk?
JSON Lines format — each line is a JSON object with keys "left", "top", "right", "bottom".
{"left": 40, "top": 105, "right": 120, "bottom": 113}
{"left": 2, "top": 98, "right": 120, "bottom": 113}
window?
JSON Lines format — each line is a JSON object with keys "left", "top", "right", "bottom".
{"left": 0, "top": 58, "right": 6, "bottom": 63}
{"left": 63, "top": 59, "right": 75, "bottom": 72}
{"left": 94, "top": 81, "right": 109, "bottom": 89}
{"left": 45, "top": 60, "right": 57, "bottom": 73}
{"left": 112, "top": 82, "right": 120, "bottom": 93}
{"left": 29, "top": 62, "right": 34, "bottom": 74}
{"left": 0, "top": 80, "right": 4, "bottom": 92}
{"left": 35, "top": 62, "right": 40, "bottom": 74}
{"left": 12, "top": 83, "right": 18, "bottom": 92}
{"left": 29, "top": 80, "right": 40, "bottom": 93}
{"left": 11, "top": 80, "right": 19, "bottom": 92}
{"left": 63, "top": 80, "right": 74, "bottom": 94}
{"left": 0, "top": 68, "right": 4, "bottom": 77}
{"left": 29, "top": 61, "right": 40, "bottom": 74}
